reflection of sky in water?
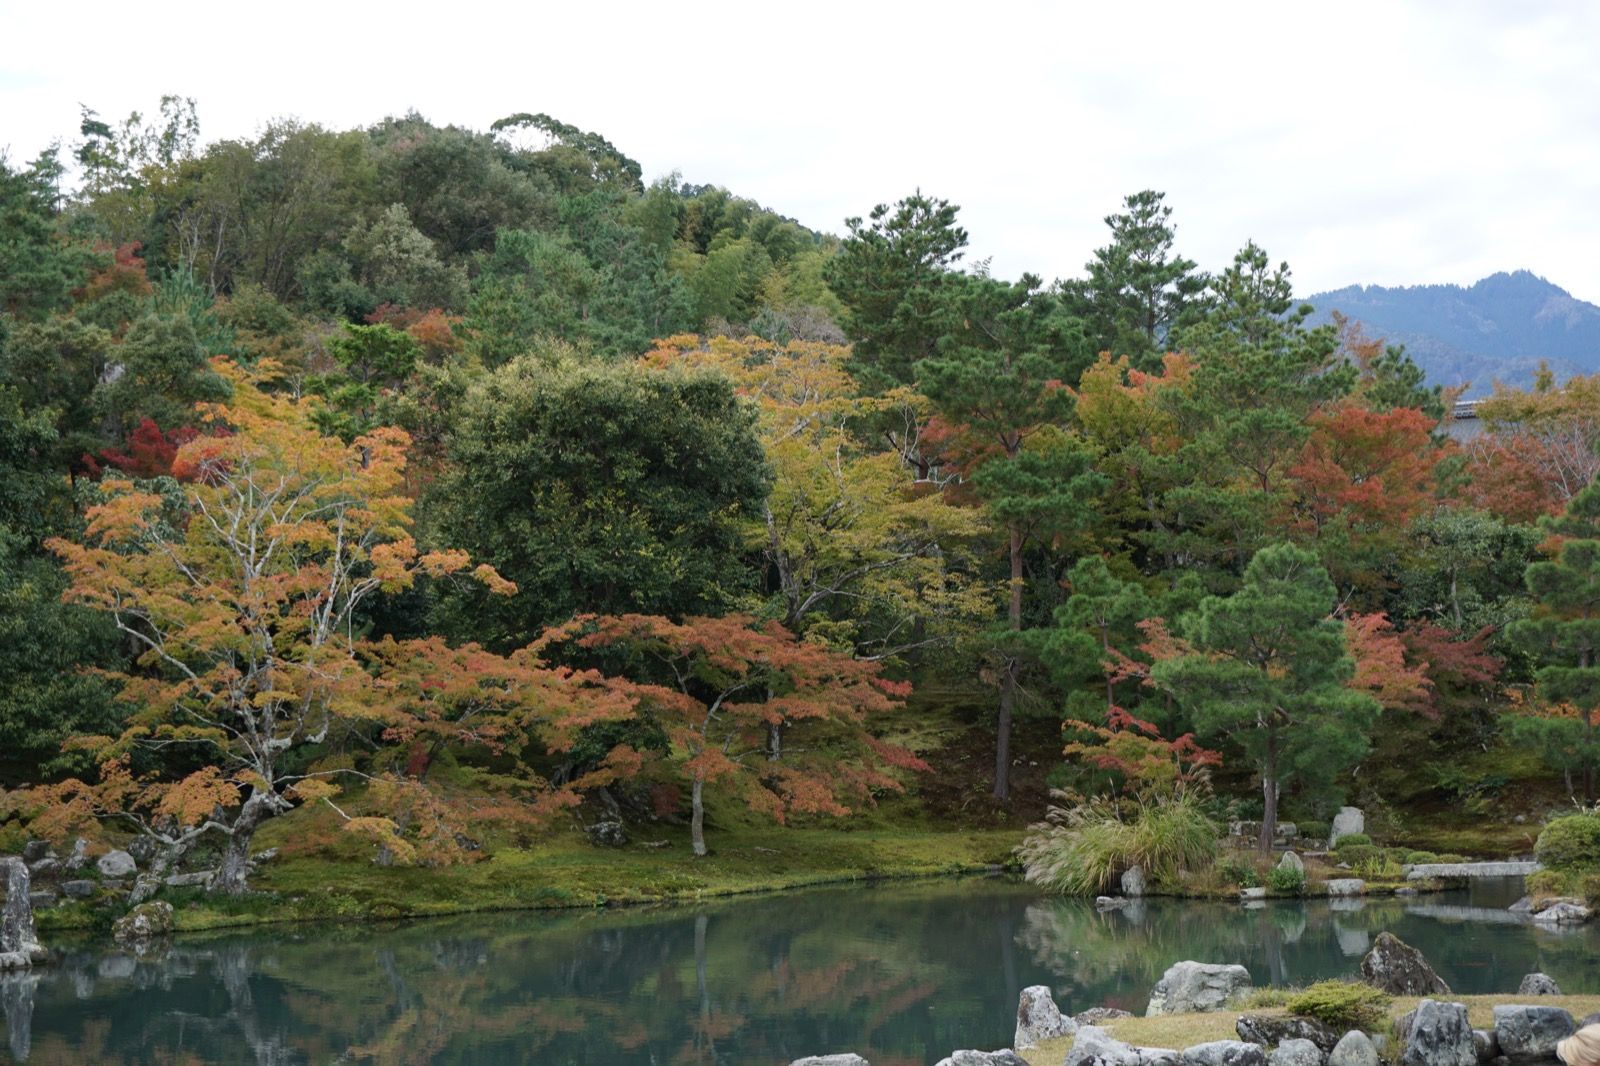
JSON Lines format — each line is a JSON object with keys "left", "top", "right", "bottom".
{"left": 2, "top": 877, "right": 1594, "bottom": 1065}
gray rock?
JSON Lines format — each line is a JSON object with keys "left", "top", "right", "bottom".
{"left": 26, "top": 892, "right": 55, "bottom": 910}
{"left": 1237, "top": 1014, "right": 1340, "bottom": 1052}
{"left": 128, "top": 874, "right": 162, "bottom": 906}
{"left": 1531, "top": 902, "right": 1592, "bottom": 925}
{"left": 111, "top": 901, "right": 173, "bottom": 943}
{"left": 1361, "top": 931, "right": 1450, "bottom": 995}
{"left": 0, "top": 858, "right": 44, "bottom": 966}
{"left": 64, "top": 839, "right": 89, "bottom": 871}
{"left": 1471, "top": 1030, "right": 1499, "bottom": 1064}
{"left": 1138, "top": 1050, "right": 1182, "bottom": 1066}
{"left": 1270, "top": 1039, "right": 1326, "bottom": 1066}
{"left": 96, "top": 850, "right": 137, "bottom": 878}
{"left": 163, "top": 872, "right": 212, "bottom": 888}
{"left": 1278, "top": 852, "right": 1305, "bottom": 876}
{"left": 1518, "top": 973, "right": 1562, "bottom": 996}
{"left": 934, "top": 1052, "right": 1028, "bottom": 1066}
{"left": 1068, "top": 1026, "right": 1144, "bottom": 1066}
{"left": 1276, "top": 822, "right": 1299, "bottom": 841}
{"left": 790, "top": 1057, "right": 870, "bottom": 1066}
{"left": 1123, "top": 865, "right": 1147, "bottom": 898}
{"left": 60, "top": 880, "right": 95, "bottom": 899}
{"left": 1329, "top": 1031, "right": 1379, "bottom": 1066}
{"left": 27, "top": 857, "right": 59, "bottom": 876}
{"left": 1147, "top": 961, "right": 1253, "bottom": 1016}
{"left": 1326, "top": 879, "right": 1366, "bottom": 897}
{"left": 1240, "top": 887, "right": 1268, "bottom": 901}
{"left": 1581, "top": 1013, "right": 1600, "bottom": 1029}
{"left": 1508, "top": 896, "right": 1534, "bottom": 914}
{"left": 1330, "top": 807, "right": 1365, "bottom": 846}
{"left": 20, "top": 842, "right": 48, "bottom": 864}
{"left": 586, "top": 820, "right": 628, "bottom": 847}
{"left": 1492, "top": 1005, "right": 1575, "bottom": 1061}
{"left": 1401, "top": 1000, "right": 1476, "bottom": 1066}
{"left": 1016, "top": 985, "right": 1076, "bottom": 1048}
{"left": 1078, "top": 1008, "right": 1136, "bottom": 1026}
{"left": 1183, "top": 1041, "right": 1268, "bottom": 1066}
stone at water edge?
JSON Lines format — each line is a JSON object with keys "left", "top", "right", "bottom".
{"left": 790, "top": 1056, "right": 870, "bottom": 1066}
{"left": 1328, "top": 1031, "right": 1379, "bottom": 1066}
{"left": 1400, "top": 999, "right": 1476, "bottom": 1066}
{"left": 1237, "top": 1014, "right": 1340, "bottom": 1052}
{"left": 1182, "top": 1040, "right": 1269, "bottom": 1066}
{"left": 934, "top": 1051, "right": 1028, "bottom": 1066}
{"left": 1518, "top": 973, "right": 1562, "bottom": 996}
{"left": 0, "top": 857, "right": 45, "bottom": 967}
{"left": 1123, "top": 865, "right": 1147, "bottom": 897}
{"left": 1329, "top": 807, "right": 1365, "bottom": 847}
{"left": 1531, "top": 901, "right": 1592, "bottom": 924}
{"left": 1325, "top": 879, "right": 1365, "bottom": 897}
{"left": 1240, "top": 887, "right": 1268, "bottom": 901}
{"left": 1360, "top": 931, "right": 1449, "bottom": 995}
{"left": 1146, "top": 961, "right": 1253, "bottom": 1016}
{"left": 96, "top": 850, "right": 137, "bottom": 878}
{"left": 1270, "top": 1039, "right": 1326, "bottom": 1066}
{"left": 1098, "top": 896, "right": 1132, "bottom": 910}
{"left": 1016, "top": 985, "right": 1076, "bottom": 1048}
{"left": 1472, "top": 1030, "right": 1499, "bottom": 1064}
{"left": 1492, "top": 1005, "right": 1575, "bottom": 1061}
{"left": 1277, "top": 851, "right": 1305, "bottom": 876}
{"left": 111, "top": 901, "right": 174, "bottom": 943}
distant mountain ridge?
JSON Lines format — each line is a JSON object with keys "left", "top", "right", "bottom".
{"left": 1305, "top": 270, "right": 1600, "bottom": 395}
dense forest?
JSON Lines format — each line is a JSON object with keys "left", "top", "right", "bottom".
{"left": 3, "top": 98, "right": 1599, "bottom": 901}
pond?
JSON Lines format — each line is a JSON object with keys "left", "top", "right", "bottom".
{"left": 2, "top": 877, "right": 1596, "bottom": 1065}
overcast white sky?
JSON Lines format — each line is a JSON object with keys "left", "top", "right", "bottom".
{"left": 4, "top": 1, "right": 1598, "bottom": 301}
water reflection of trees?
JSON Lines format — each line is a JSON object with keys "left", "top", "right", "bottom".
{"left": 3, "top": 883, "right": 1598, "bottom": 1064}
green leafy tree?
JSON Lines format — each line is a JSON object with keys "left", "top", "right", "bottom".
{"left": 342, "top": 202, "right": 468, "bottom": 311}
{"left": 825, "top": 192, "right": 968, "bottom": 390}
{"left": 427, "top": 358, "right": 770, "bottom": 648}
{"left": 1062, "top": 190, "right": 1207, "bottom": 367}
{"left": 1508, "top": 482, "right": 1600, "bottom": 801}
{"left": 917, "top": 273, "right": 1102, "bottom": 799}
{"left": 1152, "top": 543, "right": 1380, "bottom": 849}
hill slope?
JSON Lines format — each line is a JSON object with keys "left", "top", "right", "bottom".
{"left": 1306, "top": 270, "right": 1600, "bottom": 394}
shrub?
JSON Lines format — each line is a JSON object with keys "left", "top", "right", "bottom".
{"left": 1404, "top": 851, "right": 1439, "bottom": 865}
{"left": 1535, "top": 813, "right": 1600, "bottom": 872}
{"left": 1286, "top": 980, "right": 1392, "bottom": 1030}
{"left": 1295, "top": 820, "right": 1330, "bottom": 842}
{"left": 1333, "top": 832, "right": 1372, "bottom": 848}
{"left": 1527, "top": 869, "right": 1564, "bottom": 898}
{"left": 1019, "top": 788, "right": 1219, "bottom": 895}
{"left": 1353, "top": 854, "right": 1404, "bottom": 881}
{"left": 1436, "top": 853, "right": 1467, "bottom": 864}
{"left": 1267, "top": 863, "right": 1307, "bottom": 894}
{"left": 1217, "top": 857, "right": 1260, "bottom": 888}
{"left": 1334, "top": 843, "right": 1381, "bottom": 867}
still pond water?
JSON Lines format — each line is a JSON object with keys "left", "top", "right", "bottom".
{"left": 2, "top": 877, "right": 1595, "bottom": 1066}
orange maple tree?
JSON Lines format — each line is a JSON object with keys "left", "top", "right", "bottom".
{"left": 39, "top": 359, "right": 517, "bottom": 893}
{"left": 563, "top": 613, "right": 929, "bottom": 855}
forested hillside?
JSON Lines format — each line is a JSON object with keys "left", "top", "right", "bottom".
{"left": 2, "top": 100, "right": 1598, "bottom": 909}
{"left": 1308, "top": 271, "right": 1600, "bottom": 393}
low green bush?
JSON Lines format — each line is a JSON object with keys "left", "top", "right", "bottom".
{"left": 1333, "top": 843, "right": 1380, "bottom": 867}
{"left": 1217, "top": 857, "right": 1260, "bottom": 888}
{"left": 1535, "top": 813, "right": 1600, "bottom": 872}
{"left": 1295, "top": 820, "right": 1330, "bottom": 841}
{"left": 1286, "top": 980, "right": 1391, "bottom": 1030}
{"left": 1404, "top": 850, "right": 1439, "bottom": 864}
{"left": 1267, "top": 863, "right": 1307, "bottom": 894}
{"left": 1333, "top": 832, "right": 1373, "bottom": 848}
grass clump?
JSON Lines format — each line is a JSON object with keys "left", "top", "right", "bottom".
{"left": 1018, "top": 788, "right": 1218, "bottom": 895}
{"left": 1267, "top": 863, "right": 1307, "bottom": 894}
{"left": 1333, "top": 832, "right": 1373, "bottom": 848}
{"left": 1286, "top": 981, "right": 1391, "bottom": 1031}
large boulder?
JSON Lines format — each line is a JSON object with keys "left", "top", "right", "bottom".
{"left": 1270, "top": 1039, "right": 1326, "bottom": 1066}
{"left": 1235, "top": 1011, "right": 1337, "bottom": 1043}
{"left": 1329, "top": 1031, "right": 1379, "bottom": 1066}
{"left": 96, "top": 850, "right": 137, "bottom": 878}
{"left": 1068, "top": 1027, "right": 1145, "bottom": 1066}
{"left": 1237, "top": 1015, "right": 1340, "bottom": 1052}
{"left": 1325, "top": 879, "right": 1365, "bottom": 897}
{"left": 111, "top": 901, "right": 173, "bottom": 943}
{"left": 0, "top": 858, "right": 45, "bottom": 968}
{"left": 934, "top": 1052, "right": 1028, "bottom": 1066}
{"left": 791, "top": 1057, "right": 870, "bottom": 1066}
{"left": 1361, "top": 932, "right": 1449, "bottom": 995}
{"left": 1278, "top": 852, "right": 1305, "bottom": 877}
{"left": 1401, "top": 1000, "right": 1476, "bottom": 1066}
{"left": 1518, "top": 973, "right": 1562, "bottom": 996}
{"left": 1492, "top": 1005, "right": 1575, "bottom": 1061}
{"left": 1147, "top": 961, "right": 1253, "bottom": 1016}
{"left": 1329, "top": 807, "right": 1365, "bottom": 847}
{"left": 1531, "top": 901, "right": 1592, "bottom": 925}
{"left": 1123, "top": 866, "right": 1148, "bottom": 898}
{"left": 1016, "top": 985, "right": 1076, "bottom": 1048}
{"left": 1183, "top": 1041, "right": 1269, "bottom": 1066}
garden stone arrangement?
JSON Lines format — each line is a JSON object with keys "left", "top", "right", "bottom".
{"left": 789, "top": 936, "right": 1590, "bottom": 1066}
